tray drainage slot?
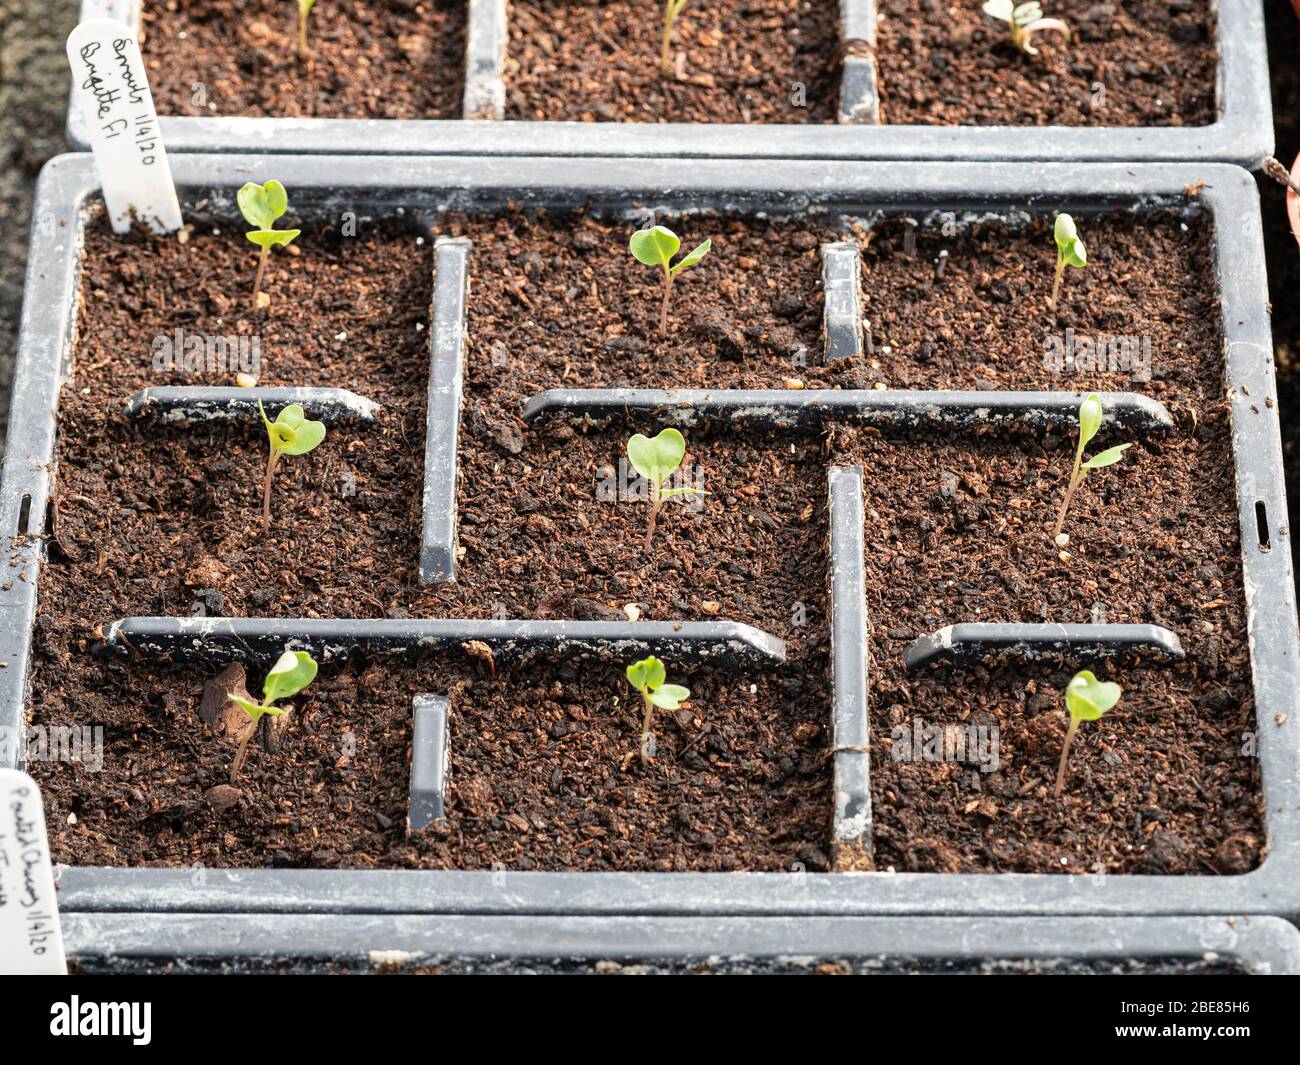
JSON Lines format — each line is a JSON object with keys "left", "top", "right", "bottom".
{"left": 408, "top": 694, "right": 450, "bottom": 831}
{"left": 1255, "top": 500, "right": 1270, "bottom": 551}
{"left": 904, "top": 623, "right": 1185, "bottom": 671}
{"left": 16, "top": 494, "right": 31, "bottom": 538}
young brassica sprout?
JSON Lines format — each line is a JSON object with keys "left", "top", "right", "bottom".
{"left": 982, "top": 0, "right": 1071, "bottom": 55}
{"left": 659, "top": 0, "right": 691, "bottom": 78}
{"left": 1051, "top": 393, "right": 1130, "bottom": 546}
{"left": 237, "top": 179, "right": 301, "bottom": 309}
{"left": 258, "top": 400, "right": 325, "bottom": 530}
{"left": 627, "top": 427, "right": 708, "bottom": 552}
{"left": 227, "top": 649, "right": 318, "bottom": 780}
{"left": 629, "top": 224, "right": 711, "bottom": 336}
{"left": 1054, "top": 669, "right": 1121, "bottom": 798}
{"left": 1050, "top": 213, "right": 1087, "bottom": 315}
{"left": 296, "top": 0, "right": 318, "bottom": 60}
{"left": 626, "top": 655, "right": 690, "bottom": 765}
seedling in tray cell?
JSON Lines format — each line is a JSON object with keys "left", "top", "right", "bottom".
{"left": 258, "top": 400, "right": 326, "bottom": 530}
{"left": 659, "top": 0, "right": 691, "bottom": 78}
{"left": 296, "top": 0, "right": 319, "bottom": 60}
{"left": 237, "top": 179, "right": 302, "bottom": 309}
{"left": 228, "top": 649, "right": 318, "bottom": 780}
{"left": 627, "top": 427, "right": 708, "bottom": 553}
{"left": 629, "top": 224, "right": 711, "bottom": 336}
{"left": 1050, "top": 392, "right": 1130, "bottom": 546}
{"left": 1054, "top": 669, "right": 1121, "bottom": 798}
{"left": 626, "top": 656, "right": 691, "bottom": 765}
{"left": 982, "top": 0, "right": 1071, "bottom": 56}
{"left": 1050, "top": 212, "right": 1087, "bottom": 315}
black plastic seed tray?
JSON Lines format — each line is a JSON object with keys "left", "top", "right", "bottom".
{"left": 57, "top": 915, "right": 1300, "bottom": 975}
{"left": 3, "top": 156, "right": 1296, "bottom": 956}
{"left": 66, "top": 0, "right": 1273, "bottom": 164}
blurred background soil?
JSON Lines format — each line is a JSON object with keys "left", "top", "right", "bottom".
{"left": 0, "top": 0, "right": 79, "bottom": 452}
{"left": 1264, "top": 1, "right": 1300, "bottom": 563}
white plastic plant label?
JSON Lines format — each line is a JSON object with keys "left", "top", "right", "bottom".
{"left": 0, "top": 769, "right": 66, "bottom": 974}
{"left": 66, "top": 18, "right": 183, "bottom": 235}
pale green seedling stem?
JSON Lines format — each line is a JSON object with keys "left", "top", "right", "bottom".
{"left": 257, "top": 400, "right": 326, "bottom": 530}
{"left": 1054, "top": 669, "right": 1121, "bottom": 797}
{"left": 626, "top": 427, "right": 709, "bottom": 552}
{"left": 261, "top": 402, "right": 283, "bottom": 529}
{"left": 238, "top": 179, "right": 301, "bottom": 309}
{"left": 1050, "top": 393, "right": 1130, "bottom": 544}
{"left": 229, "top": 649, "right": 318, "bottom": 780}
{"left": 253, "top": 244, "right": 271, "bottom": 307}
{"left": 1050, "top": 212, "right": 1087, "bottom": 316}
{"left": 298, "top": 0, "right": 318, "bottom": 60}
{"left": 661, "top": 0, "right": 690, "bottom": 77}
{"left": 628, "top": 225, "right": 711, "bottom": 336}
{"left": 626, "top": 656, "right": 691, "bottom": 765}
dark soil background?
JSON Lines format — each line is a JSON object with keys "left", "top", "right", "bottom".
{"left": 1264, "top": 3, "right": 1300, "bottom": 560}
{"left": 0, "top": 0, "right": 79, "bottom": 452}
{"left": 142, "top": 0, "right": 467, "bottom": 120}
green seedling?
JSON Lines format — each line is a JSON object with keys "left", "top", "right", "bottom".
{"left": 1051, "top": 392, "right": 1130, "bottom": 545}
{"left": 1054, "top": 669, "right": 1121, "bottom": 798}
{"left": 659, "top": 0, "right": 691, "bottom": 78}
{"left": 296, "top": 0, "right": 318, "bottom": 59}
{"left": 228, "top": 649, "right": 318, "bottom": 780}
{"left": 627, "top": 427, "right": 708, "bottom": 552}
{"left": 629, "top": 224, "right": 711, "bottom": 336}
{"left": 237, "top": 179, "right": 301, "bottom": 309}
{"left": 258, "top": 400, "right": 325, "bottom": 530}
{"left": 1050, "top": 212, "right": 1087, "bottom": 314}
{"left": 982, "top": 0, "right": 1071, "bottom": 55}
{"left": 626, "top": 655, "right": 691, "bottom": 765}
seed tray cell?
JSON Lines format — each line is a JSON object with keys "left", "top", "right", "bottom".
{"left": 4, "top": 156, "right": 1296, "bottom": 946}
{"left": 66, "top": 0, "right": 1272, "bottom": 164}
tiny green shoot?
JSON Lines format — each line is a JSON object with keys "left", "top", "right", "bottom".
{"left": 258, "top": 400, "right": 325, "bottom": 530}
{"left": 296, "top": 0, "right": 318, "bottom": 60}
{"left": 228, "top": 648, "right": 318, "bottom": 780}
{"left": 237, "top": 179, "right": 301, "bottom": 309}
{"left": 1050, "top": 212, "right": 1087, "bottom": 315}
{"left": 626, "top": 655, "right": 690, "bottom": 765}
{"left": 629, "top": 224, "right": 711, "bottom": 336}
{"left": 627, "top": 427, "right": 708, "bottom": 552}
{"left": 982, "top": 0, "right": 1071, "bottom": 55}
{"left": 660, "top": 0, "right": 690, "bottom": 78}
{"left": 1051, "top": 393, "right": 1130, "bottom": 545}
{"left": 1054, "top": 669, "right": 1121, "bottom": 798}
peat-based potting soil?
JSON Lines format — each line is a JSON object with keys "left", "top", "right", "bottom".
{"left": 29, "top": 203, "right": 1261, "bottom": 876}
{"left": 875, "top": 0, "right": 1218, "bottom": 127}
{"left": 140, "top": 0, "right": 467, "bottom": 119}
{"left": 1262, "top": 0, "right": 1300, "bottom": 603}
{"left": 134, "top": 0, "right": 1218, "bottom": 130}
{"left": 503, "top": 0, "right": 840, "bottom": 123}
